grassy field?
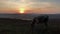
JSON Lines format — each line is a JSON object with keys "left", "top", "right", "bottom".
{"left": 0, "top": 18, "right": 60, "bottom": 34}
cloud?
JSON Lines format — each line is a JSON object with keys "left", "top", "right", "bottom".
{"left": 27, "top": 2, "right": 52, "bottom": 9}
{"left": 0, "top": 0, "right": 60, "bottom": 14}
{"left": 0, "top": 0, "right": 59, "bottom": 9}
{"left": 0, "top": 1, "right": 20, "bottom": 9}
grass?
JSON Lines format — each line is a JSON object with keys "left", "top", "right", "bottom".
{"left": 0, "top": 18, "right": 60, "bottom": 34}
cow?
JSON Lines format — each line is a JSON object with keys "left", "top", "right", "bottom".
{"left": 31, "top": 15, "right": 49, "bottom": 34}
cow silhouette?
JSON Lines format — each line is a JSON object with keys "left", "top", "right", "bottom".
{"left": 31, "top": 15, "right": 49, "bottom": 34}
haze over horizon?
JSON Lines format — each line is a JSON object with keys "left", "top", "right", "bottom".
{"left": 0, "top": 0, "right": 60, "bottom": 14}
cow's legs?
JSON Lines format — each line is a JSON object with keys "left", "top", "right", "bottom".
{"left": 41, "top": 22, "right": 48, "bottom": 34}
{"left": 45, "top": 22, "right": 48, "bottom": 28}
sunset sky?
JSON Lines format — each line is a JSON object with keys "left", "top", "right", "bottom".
{"left": 0, "top": 0, "right": 60, "bottom": 14}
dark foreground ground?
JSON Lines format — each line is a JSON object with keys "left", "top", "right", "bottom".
{"left": 0, "top": 18, "right": 60, "bottom": 34}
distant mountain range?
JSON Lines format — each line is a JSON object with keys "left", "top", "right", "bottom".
{"left": 0, "top": 14, "right": 60, "bottom": 20}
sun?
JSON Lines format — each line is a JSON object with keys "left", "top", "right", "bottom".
{"left": 19, "top": 8, "right": 25, "bottom": 14}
